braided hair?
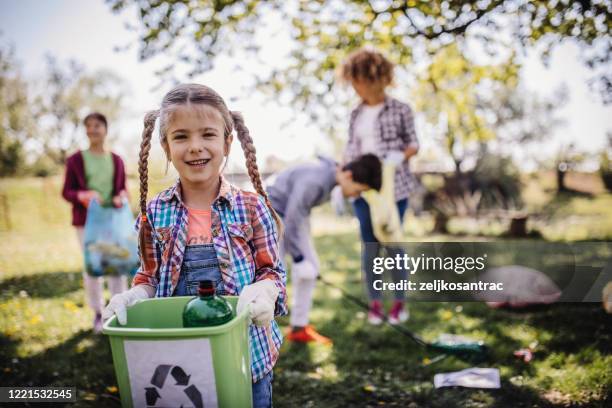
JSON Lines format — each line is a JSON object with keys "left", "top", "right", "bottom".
{"left": 138, "top": 110, "right": 159, "bottom": 220}
{"left": 137, "top": 84, "right": 282, "bottom": 233}
{"left": 231, "top": 110, "right": 282, "bottom": 231}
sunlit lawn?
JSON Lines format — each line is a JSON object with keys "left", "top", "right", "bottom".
{"left": 1, "top": 176, "right": 611, "bottom": 407}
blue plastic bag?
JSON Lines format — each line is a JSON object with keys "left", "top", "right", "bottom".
{"left": 83, "top": 199, "right": 139, "bottom": 277}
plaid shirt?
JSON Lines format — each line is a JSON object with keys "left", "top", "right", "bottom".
{"left": 344, "top": 96, "right": 419, "bottom": 200}
{"left": 132, "top": 177, "right": 287, "bottom": 382}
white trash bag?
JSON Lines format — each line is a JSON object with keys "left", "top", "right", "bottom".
{"left": 474, "top": 265, "right": 562, "bottom": 308}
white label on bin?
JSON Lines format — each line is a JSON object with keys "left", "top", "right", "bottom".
{"left": 124, "top": 338, "right": 218, "bottom": 408}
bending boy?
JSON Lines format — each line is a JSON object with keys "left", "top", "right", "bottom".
{"left": 267, "top": 154, "right": 382, "bottom": 344}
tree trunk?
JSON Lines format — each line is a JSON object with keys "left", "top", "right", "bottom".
{"left": 557, "top": 165, "right": 567, "bottom": 193}
{"left": 507, "top": 215, "right": 528, "bottom": 237}
{"left": 433, "top": 211, "right": 449, "bottom": 234}
{"left": 454, "top": 158, "right": 463, "bottom": 177}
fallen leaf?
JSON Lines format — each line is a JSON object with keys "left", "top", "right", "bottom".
{"left": 441, "top": 310, "right": 453, "bottom": 320}
{"left": 28, "top": 315, "right": 43, "bottom": 325}
{"left": 63, "top": 301, "right": 79, "bottom": 312}
{"left": 364, "top": 384, "right": 377, "bottom": 392}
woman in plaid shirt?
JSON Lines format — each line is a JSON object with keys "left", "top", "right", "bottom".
{"left": 103, "top": 84, "right": 287, "bottom": 407}
{"left": 341, "top": 49, "right": 419, "bottom": 326}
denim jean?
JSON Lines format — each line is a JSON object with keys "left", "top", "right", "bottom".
{"left": 352, "top": 197, "right": 408, "bottom": 301}
{"left": 174, "top": 244, "right": 273, "bottom": 407}
{"left": 252, "top": 371, "right": 273, "bottom": 408}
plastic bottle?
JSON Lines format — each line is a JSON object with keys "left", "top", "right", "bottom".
{"left": 182, "top": 280, "right": 233, "bottom": 327}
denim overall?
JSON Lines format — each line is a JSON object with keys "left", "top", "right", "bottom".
{"left": 174, "top": 244, "right": 225, "bottom": 297}
{"left": 173, "top": 243, "right": 273, "bottom": 408}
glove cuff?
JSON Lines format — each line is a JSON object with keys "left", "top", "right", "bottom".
{"left": 125, "top": 285, "right": 154, "bottom": 305}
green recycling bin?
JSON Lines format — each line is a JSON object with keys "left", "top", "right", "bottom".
{"left": 103, "top": 296, "right": 252, "bottom": 408}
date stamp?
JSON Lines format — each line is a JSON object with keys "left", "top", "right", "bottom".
{"left": 0, "top": 387, "right": 76, "bottom": 403}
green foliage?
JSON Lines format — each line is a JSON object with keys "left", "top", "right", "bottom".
{"left": 413, "top": 43, "right": 519, "bottom": 170}
{"left": 0, "top": 43, "right": 35, "bottom": 177}
{"left": 108, "top": 0, "right": 267, "bottom": 79}
{"left": 472, "top": 151, "right": 523, "bottom": 209}
{"left": 1, "top": 195, "right": 612, "bottom": 405}
{"left": 0, "top": 38, "right": 126, "bottom": 176}
{"left": 0, "top": 138, "right": 23, "bottom": 177}
{"left": 107, "top": 0, "right": 611, "bottom": 127}
{"left": 27, "top": 155, "right": 60, "bottom": 178}
{"left": 33, "top": 56, "right": 126, "bottom": 166}
{"left": 480, "top": 83, "right": 567, "bottom": 148}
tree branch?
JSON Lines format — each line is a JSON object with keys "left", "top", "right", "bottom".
{"left": 396, "top": 0, "right": 506, "bottom": 40}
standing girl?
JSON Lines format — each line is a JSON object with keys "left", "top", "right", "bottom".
{"left": 62, "top": 112, "right": 129, "bottom": 333}
{"left": 340, "top": 48, "right": 419, "bottom": 325}
{"left": 103, "top": 84, "right": 287, "bottom": 407}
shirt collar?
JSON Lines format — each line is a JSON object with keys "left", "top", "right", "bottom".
{"left": 217, "top": 176, "right": 235, "bottom": 209}
{"left": 356, "top": 95, "right": 392, "bottom": 113}
{"left": 159, "top": 176, "right": 235, "bottom": 209}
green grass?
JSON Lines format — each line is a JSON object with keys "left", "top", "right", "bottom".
{"left": 1, "top": 176, "right": 611, "bottom": 407}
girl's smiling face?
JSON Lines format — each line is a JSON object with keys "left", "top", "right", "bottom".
{"left": 163, "top": 104, "right": 231, "bottom": 188}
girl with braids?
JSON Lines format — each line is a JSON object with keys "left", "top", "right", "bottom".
{"left": 102, "top": 83, "right": 286, "bottom": 407}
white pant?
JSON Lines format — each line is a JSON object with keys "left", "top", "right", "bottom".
{"left": 76, "top": 227, "right": 128, "bottom": 313}
{"left": 281, "top": 220, "right": 319, "bottom": 328}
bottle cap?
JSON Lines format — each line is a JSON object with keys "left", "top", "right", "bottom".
{"left": 198, "top": 280, "right": 215, "bottom": 296}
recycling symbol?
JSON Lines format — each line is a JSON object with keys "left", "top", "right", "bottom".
{"left": 146, "top": 364, "right": 204, "bottom": 407}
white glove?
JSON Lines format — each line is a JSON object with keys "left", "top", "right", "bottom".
{"left": 292, "top": 259, "right": 318, "bottom": 281}
{"left": 330, "top": 185, "right": 346, "bottom": 215}
{"left": 102, "top": 285, "right": 154, "bottom": 325}
{"left": 385, "top": 150, "right": 405, "bottom": 166}
{"left": 237, "top": 280, "right": 280, "bottom": 327}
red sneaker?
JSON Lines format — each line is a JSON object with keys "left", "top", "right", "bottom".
{"left": 388, "top": 301, "right": 409, "bottom": 325}
{"left": 367, "top": 300, "right": 384, "bottom": 325}
{"left": 286, "top": 325, "right": 332, "bottom": 345}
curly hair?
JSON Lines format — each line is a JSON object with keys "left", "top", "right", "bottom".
{"left": 340, "top": 48, "right": 394, "bottom": 85}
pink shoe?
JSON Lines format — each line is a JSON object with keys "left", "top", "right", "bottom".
{"left": 388, "top": 301, "right": 409, "bottom": 325}
{"left": 93, "top": 313, "right": 103, "bottom": 334}
{"left": 367, "top": 300, "right": 384, "bottom": 325}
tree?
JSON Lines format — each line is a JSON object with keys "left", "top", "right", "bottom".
{"left": 480, "top": 83, "right": 567, "bottom": 147}
{"left": 32, "top": 56, "right": 125, "bottom": 166}
{"left": 554, "top": 143, "right": 587, "bottom": 193}
{"left": 0, "top": 43, "right": 36, "bottom": 177}
{"left": 419, "top": 59, "right": 566, "bottom": 230}
{"left": 412, "top": 42, "right": 520, "bottom": 174}
{"left": 107, "top": 0, "right": 611, "bottom": 125}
